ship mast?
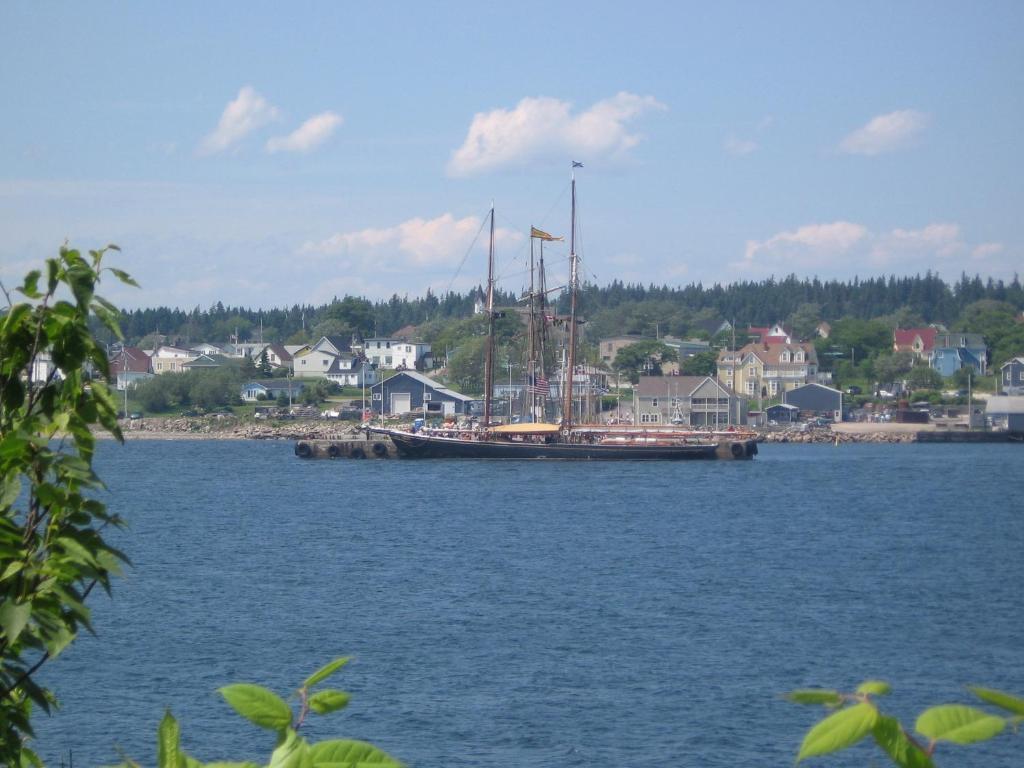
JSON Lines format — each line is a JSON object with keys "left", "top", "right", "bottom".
{"left": 561, "top": 168, "right": 579, "bottom": 430}
{"left": 526, "top": 236, "right": 537, "bottom": 422}
{"left": 482, "top": 204, "right": 496, "bottom": 429}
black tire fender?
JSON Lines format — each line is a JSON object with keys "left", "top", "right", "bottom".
{"left": 730, "top": 442, "right": 745, "bottom": 458}
{"left": 327, "top": 444, "right": 341, "bottom": 458}
{"left": 295, "top": 442, "right": 312, "bottom": 459}
{"left": 372, "top": 442, "right": 388, "bottom": 457}
{"left": 350, "top": 447, "right": 366, "bottom": 459}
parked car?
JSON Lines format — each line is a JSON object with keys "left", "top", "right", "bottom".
{"left": 845, "top": 385, "right": 862, "bottom": 395}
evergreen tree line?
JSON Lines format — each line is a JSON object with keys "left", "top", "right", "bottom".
{"left": 100, "top": 272, "right": 1023, "bottom": 348}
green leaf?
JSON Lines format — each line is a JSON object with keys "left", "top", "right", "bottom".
{"left": 304, "top": 657, "right": 351, "bottom": 688}
{"left": 872, "top": 714, "right": 935, "bottom": 768}
{"left": 18, "top": 270, "right": 42, "bottom": 299}
{"left": 309, "top": 739, "right": 403, "bottom": 767}
{"left": 157, "top": 710, "right": 181, "bottom": 768}
{"left": 109, "top": 267, "right": 139, "bottom": 287}
{"left": 219, "top": 683, "right": 293, "bottom": 732}
{"left": 797, "top": 702, "right": 878, "bottom": 762}
{"left": 204, "top": 763, "right": 261, "bottom": 768}
{"left": 856, "top": 680, "right": 891, "bottom": 696}
{"left": 915, "top": 704, "right": 1005, "bottom": 745}
{"left": 0, "top": 473, "right": 20, "bottom": 509}
{"left": 786, "top": 689, "right": 843, "bottom": 706}
{"left": 0, "top": 599, "right": 32, "bottom": 645}
{"left": 42, "top": 622, "right": 75, "bottom": 659}
{"left": 969, "top": 686, "right": 1024, "bottom": 716}
{"left": 269, "top": 729, "right": 312, "bottom": 768}
{"left": 308, "top": 690, "right": 351, "bottom": 715}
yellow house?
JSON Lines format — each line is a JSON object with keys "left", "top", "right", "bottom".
{"left": 717, "top": 342, "right": 819, "bottom": 400}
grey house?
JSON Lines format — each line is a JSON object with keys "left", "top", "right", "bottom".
{"left": 634, "top": 375, "right": 746, "bottom": 426}
{"left": 783, "top": 383, "right": 843, "bottom": 421}
{"left": 1000, "top": 357, "right": 1024, "bottom": 395}
{"left": 370, "top": 370, "right": 473, "bottom": 417}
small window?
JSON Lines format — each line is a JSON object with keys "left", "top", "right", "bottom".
{"left": 372, "top": 393, "right": 382, "bottom": 401}
{"left": 424, "top": 393, "right": 432, "bottom": 401}
{"left": 651, "top": 398, "right": 658, "bottom": 407}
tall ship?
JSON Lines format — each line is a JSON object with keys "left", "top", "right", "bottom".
{"left": 371, "top": 166, "right": 757, "bottom": 461}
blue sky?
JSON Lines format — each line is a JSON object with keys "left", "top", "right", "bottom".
{"left": 2, "top": 1, "right": 1021, "bottom": 310}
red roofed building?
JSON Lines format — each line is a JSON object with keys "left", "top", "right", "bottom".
{"left": 109, "top": 346, "right": 153, "bottom": 391}
{"left": 893, "top": 328, "right": 937, "bottom": 362}
{"left": 747, "top": 323, "right": 792, "bottom": 344}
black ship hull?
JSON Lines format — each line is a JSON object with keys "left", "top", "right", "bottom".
{"left": 374, "top": 429, "right": 755, "bottom": 460}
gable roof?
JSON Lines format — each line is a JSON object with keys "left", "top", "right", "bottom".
{"left": 372, "top": 370, "right": 473, "bottom": 401}
{"left": 109, "top": 346, "right": 151, "bottom": 374}
{"left": 312, "top": 335, "right": 352, "bottom": 355}
{"left": 1000, "top": 357, "right": 1024, "bottom": 369}
{"left": 392, "top": 324, "right": 420, "bottom": 339}
{"left": 933, "top": 332, "right": 986, "bottom": 349}
{"left": 636, "top": 375, "right": 723, "bottom": 398}
{"left": 786, "top": 382, "right": 841, "bottom": 396}
{"left": 183, "top": 353, "right": 233, "bottom": 368}
{"left": 720, "top": 341, "right": 817, "bottom": 366}
{"left": 894, "top": 328, "right": 937, "bottom": 351}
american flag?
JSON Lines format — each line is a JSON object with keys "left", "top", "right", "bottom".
{"left": 527, "top": 375, "right": 549, "bottom": 395}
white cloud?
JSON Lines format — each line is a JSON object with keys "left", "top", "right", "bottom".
{"left": 266, "top": 111, "right": 343, "bottom": 154}
{"left": 839, "top": 110, "right": 928, "bottom": 156}
{"left": 724, "top": 135, "right": 758, "bottom": 156}
{"left": 448, "top": 92, "right": 666, "bottom": 176}
{"left": 737, "top": 220, "right": 989, "bottom": 278}
{"left": 199, "top": 86, "right": 280, "bottom": 155}
{"left": 301, "top": 212, "right": 521, "bottom": 269}
{"left": 971, "top": 242, "right": 1004, "bottom": 261}
{"left": 871, "top": 223, "right": 961, "bottom": 264}
{"left": 743, "top": 221, "right": 869, "bottom": 263}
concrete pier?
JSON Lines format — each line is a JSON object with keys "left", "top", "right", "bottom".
{"left": 294, "top": 436, "right": 397, "bottom": 459}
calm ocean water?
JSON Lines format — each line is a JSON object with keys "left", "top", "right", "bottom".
{"left": 33, "top": 440, "right": 1023, "bottom": 766}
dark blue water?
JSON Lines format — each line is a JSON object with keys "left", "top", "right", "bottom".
{"left": 33, "top": 441, "right": 1023, "bottom": 766}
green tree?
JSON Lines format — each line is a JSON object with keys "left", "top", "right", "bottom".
{"left": 788, "top": 302, "right": 823, "bottom": 341}
{"left": 257, "top": 349, "right": 273, "bottom": 377}
{"left": 907, "top": 365, "right": 944, "bottom": 391}
{"left": 874, "top": 351, "right": 915, "bottom": 384}
{"left": 613, "top": 340, "right": 678, "bottom": 384}
{"left": 680, "top": 349, "right": 718, "bottom": 377}
{"left": 447, "top": 336, "right": 488, "bottom": 394}
{"left": 0, "top": 245, "right": 134, "bottom": 765}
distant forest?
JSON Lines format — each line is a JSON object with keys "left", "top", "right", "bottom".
{"left": 103, "top": 272, "right": 1024, "bottom": 348}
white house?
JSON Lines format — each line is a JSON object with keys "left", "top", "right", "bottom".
{"left": 151, "top": 345, "right": 195, "bottom": 374}
{"left": 292, "top": 336, "right": 375, "bottom": 387}
{"left": 325, "top": 356, "right": 377, "bottom": 388}
{"left": 364, "top": 337, "right": 432, "bottom": 370}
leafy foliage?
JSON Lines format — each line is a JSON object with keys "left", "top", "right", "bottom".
{"left": 612, "top": 340, "right": 678, "bottom": 383}
{"left": 788, "top": 681, "right": 1021, "bottom": 765}
{"left": 0, "top": 245, "right": 135, "bottom": 764}
{"left": 113, "top": 658, "right": 402, "bottom": 768}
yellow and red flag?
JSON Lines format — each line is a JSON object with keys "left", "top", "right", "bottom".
{"left": 530, "top": 226, "right": 563, "bottom": 241}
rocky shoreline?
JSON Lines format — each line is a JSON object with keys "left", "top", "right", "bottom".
{"left": 109, "top": 415, "right": 920, "bottom": 443}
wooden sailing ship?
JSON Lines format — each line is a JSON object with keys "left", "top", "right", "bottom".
{"left": 372, "top": 166, "right": 757, "bottom": 460}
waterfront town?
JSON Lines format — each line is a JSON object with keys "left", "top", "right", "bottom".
{"left": 80, "top": 306, "right": 1024, "bottom": 439}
